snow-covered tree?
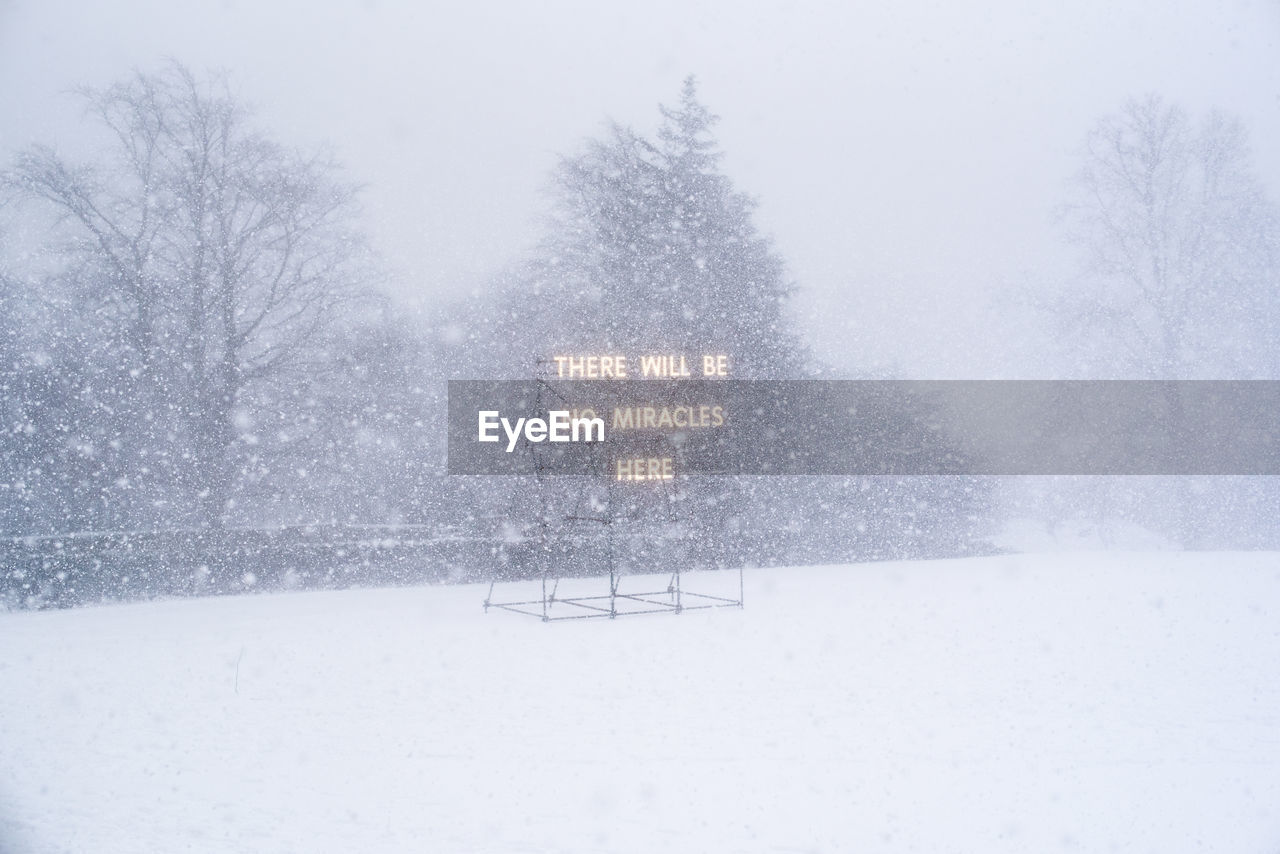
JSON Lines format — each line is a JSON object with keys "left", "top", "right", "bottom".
{"left": 1030, "top": 95, "right": 1280, "bottom": 548}
{"left": 5, "top": 62, "right": 374, "bottom": 527}
{"left": 459, "top": 79, "right": 989, "bottom": 572}
{"left": 488, "top": 76, "right": 805, "bottom": 377}
{"left": 1058, "top": 94, "right": 1278, "bottom": 378}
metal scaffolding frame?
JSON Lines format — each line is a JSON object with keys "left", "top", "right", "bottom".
{"left": 482, "top": 372, "right": 744, "bottom": 622}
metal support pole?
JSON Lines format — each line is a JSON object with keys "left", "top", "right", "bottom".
{"left": 609, "top": 563, "right": 617, "bottom": 618}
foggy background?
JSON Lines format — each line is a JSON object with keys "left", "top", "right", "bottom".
{"left": 1, "top": 0, "right": 1278, "bottom": 608}
{"left": 5, "top": 0, "right": 1277, "bottom": 377}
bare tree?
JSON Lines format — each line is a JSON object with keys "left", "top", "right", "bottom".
{"left": 5, "top": 62, "right": 373, "bottom": 525}
{"left": 1057, "top": 94, "right": 1277, "bottom": 378}
{"left": 1044, "top": 95, "right": 1280, "bottom": 548}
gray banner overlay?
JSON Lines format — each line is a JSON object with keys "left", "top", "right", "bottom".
{"left": 447, "top": 380, "right": 1280, "bottom": 476}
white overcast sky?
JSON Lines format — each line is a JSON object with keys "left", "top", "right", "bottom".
{"left": 1, "top": 0, "right": 1277, "bottom": 375}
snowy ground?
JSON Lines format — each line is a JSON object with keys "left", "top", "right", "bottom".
{"left": 2, "top": 552, "right": 1279, "bottom": 853}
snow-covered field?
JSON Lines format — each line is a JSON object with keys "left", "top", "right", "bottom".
{"left": 2, "top": 552, "right": 1279, "bottom": 853}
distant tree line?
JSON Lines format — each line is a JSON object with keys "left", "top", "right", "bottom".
{"left": 1, "top": 65, "right": 1276, "bottom": 608}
